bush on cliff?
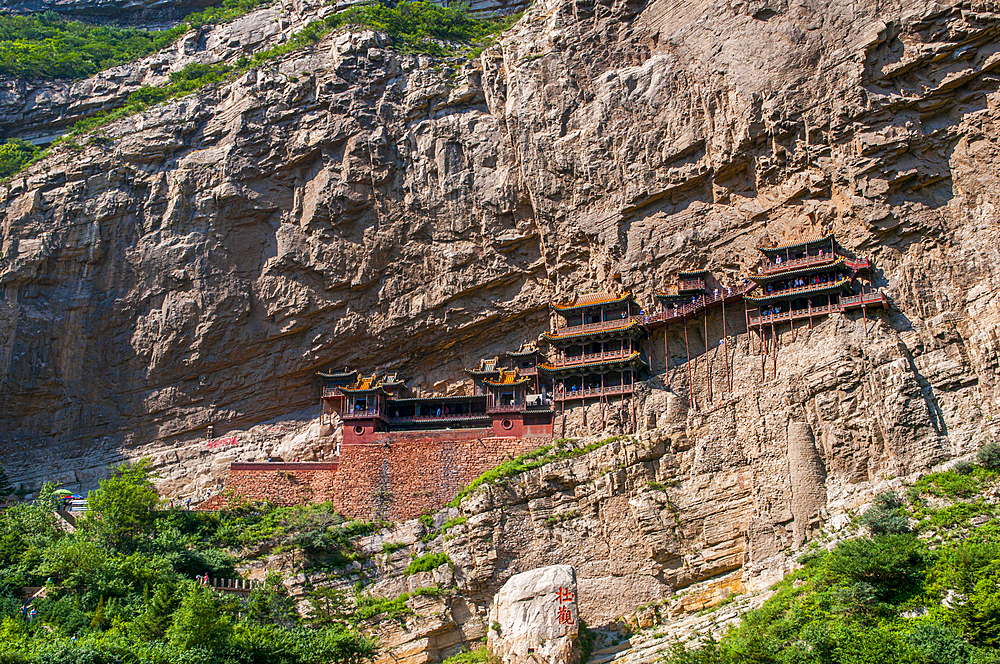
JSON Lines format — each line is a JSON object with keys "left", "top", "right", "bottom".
{"left": 0, "top": 2, "right": 274, "bottom": 81}
{"left": 0, "top": 140, "right": 40, "bottom": 180}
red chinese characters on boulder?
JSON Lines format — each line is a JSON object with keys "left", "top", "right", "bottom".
{"left": 556, "top": 586, "right": 575, "bottom": 625}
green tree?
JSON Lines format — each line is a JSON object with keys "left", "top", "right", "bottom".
{"left": 86, "top": 459, "right": 160, "bottom": 552}
{"left": 166, "top": 583, "right": 232, "bottom": 651}
{"left": 133, "top": 582, "right": 181, "bottom": 639}
{"left": 0, "top": 139, "right": 39, "bottom": 179}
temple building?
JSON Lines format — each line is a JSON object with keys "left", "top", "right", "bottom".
{"left": 320, "top": 356, "right": 553, "bottom": 444}
{"left": 540, "top": 290, "right": 649, "bottom": 403}
{"left": 744, "top": 234, "right": 887, "bottom": 330}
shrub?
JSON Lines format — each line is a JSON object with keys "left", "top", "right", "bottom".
{"left": 977, "top": 441, "right": 1000, "bottom": 469}
{"left": 824, "top": 534, "right": 923, "bottom": 591}
{"left": 952, "top": 460, "right": 974, "bottom": 475}
{"left": 873, "top": 490, "right": 904, "bottom": 510}
{"left": 860, "top": 507, "right": 911, "bottom": 535}
{"left": 906, "top": 623, "right": 970, "bottom": 664}
{"left": 442, "top": 645, "right": 488, "bottom": 664}
{"left": 0, "top": 139, "right": 40, "bottom": 179}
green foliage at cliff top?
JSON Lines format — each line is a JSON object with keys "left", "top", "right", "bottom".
{"left": 0, "top": 462, "right": 382, "bottom": 664}
{"left": 663, "top": 459, "right": 1000, "bottom": 664}
{"left": 1, "top": 1, "right": 519, "bottom": 183}
{"left": 0, "top": 0, "right": 273, "bottom": 80}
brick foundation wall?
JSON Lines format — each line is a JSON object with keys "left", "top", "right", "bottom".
{"left": 216, "top": 436, "right": 550, "bottom": 521}
{"left": 221, "top": 463, "right": 340, "bottom": 506}
{"left": 332, "top": 436, "right": 549, "bottom": 520}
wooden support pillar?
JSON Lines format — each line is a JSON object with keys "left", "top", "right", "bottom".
{"left": 808, "top": 300, "right": 813, "bottom": 329}
{"left": 761, "top": 329, "right": 767, "bottom": 382}
{"left": 664, "top": 328, "right": 670, "bottom": 389}
{"left": 684, "top": 320, "right": 694, "bottom": 410}
{"left": 862, "top": 303, "right": 868, "bottom": 335}
{"left": 722, "top": 297, "right": 731, "bottom": 393}
{"left": 771, "top": 319, "right": 778, "bottom": 380}
{"left": 704, "top": 308, "right": 711, "bottom": 404}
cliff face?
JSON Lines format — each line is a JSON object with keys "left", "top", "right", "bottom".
{"left": 1, "top": 0, "right": 999, "bottom": 538}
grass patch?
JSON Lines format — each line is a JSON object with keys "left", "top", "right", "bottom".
{"left": 449, "top": 436, "right": 623, "bottom": 506}
{"left": 912, "top": 467, "right": 996, "bottom": 499}
{"left": 405, "top": 552, "right": 451, "bottom": 574}
{"left": 442, "top": 645, "right": 488, "bottom": 664}
{"left": 381, "top": 541, "right": 408, "bottom": 554}
{"left": 353, "top": 592, "right": 412, "bottom": 623}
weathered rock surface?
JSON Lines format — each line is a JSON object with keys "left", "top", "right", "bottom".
{"left": 488, "top": 565, "right": 579, "bottom": 664}
{"left": 2, "top": 0, "right": 1000, "bottom": 652}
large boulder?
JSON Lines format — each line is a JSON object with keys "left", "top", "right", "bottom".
{"left": 487, "top": 565, "right": 580, "bottom": 664}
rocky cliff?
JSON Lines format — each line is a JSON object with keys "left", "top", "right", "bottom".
{"left": 1, "top": 0, "right": 999, "bottom": 614}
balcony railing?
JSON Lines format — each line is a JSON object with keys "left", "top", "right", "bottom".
{"left": 487, "top": 404, "right": 526, "bottom": 413}
{"left": 750, "top": 277, "right": 848, "bottom": 300}
{"left": 841, "top": 290, "right": 885, "bottom": 306}
{"left": 342, "top": 409, "right": 380, "bottom": 420}
{"left": 748, "top": 291, "right": 885, "bottom": 326}
{"left": 322, "top": 387, "right": 341, "bottom": 398}
{"left": 386, "top": 413, "right": 489, "bottom": 424}
{"left": 552, "top": 317, "right": 637, "bottom": 337}
{"left": 678, "top": 279, "right": 705, "bottom": 292}
{"left": 551, "top": 348, "right": 633, "bottom": 367}
{"left": 760, "top": 253, "right": 839, "bottom": 275}
{"left": 553, "top": 384, "right": 634, "bottom": 400}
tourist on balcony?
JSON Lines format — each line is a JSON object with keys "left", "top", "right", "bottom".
{"left": 436, "top": 407, "right": 442, "bottom": 417}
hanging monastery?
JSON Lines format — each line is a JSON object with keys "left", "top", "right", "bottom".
{"left": 210, "top": 234, "right": 887, "bottom": 519}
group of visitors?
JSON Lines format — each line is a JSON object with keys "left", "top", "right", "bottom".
{"left": 766, "top": 272, "right": 833, "bottom": 294}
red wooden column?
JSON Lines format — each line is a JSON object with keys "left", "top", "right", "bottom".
{"left": 684, "top": 321, "right": 694, "bottom": 410}
{"left": 771, "top": 319, "right": 778, "bottom": 379}
{"left": 704, "top": 308, "right": 711, "bottom": 404}
{"left": 722, "top": 297, "right": 731, "bottom": 393}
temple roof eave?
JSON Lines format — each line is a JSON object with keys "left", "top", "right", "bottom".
{"left": 541, "top": 321, "right": 643, "bottom": 342}
{"left": 464, "top": 368, "right": 502, "bottom": 377}
{"left": 550, "top": 291, "right": 632, "bottom": 312}
{"left": 749, "top": 257, "right": 846, "bottom": 283}
{"left": 539, "top": 352, "right": 648, "bottom": 376}
{"left": 483, "top": 377, "right": 532, "bottom": 387}
{"left": 758, "top": 233, "right": 835, "bottom": 255}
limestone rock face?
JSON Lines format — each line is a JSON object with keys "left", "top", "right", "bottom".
{"left": 1, "top": 0, "right": 999, "bottom": 572}
{"left": 488, "top": 565, "right": 579, "bottom": 664}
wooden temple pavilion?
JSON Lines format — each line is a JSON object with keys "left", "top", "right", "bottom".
{"left": 744, "top": 234, "right": 887, "bottom": 331}
{"left": 320, "top": 359, "right": 553, "bottom": 444}
{"left": 540, "top": 290, "right": 649, "bottom": 402}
